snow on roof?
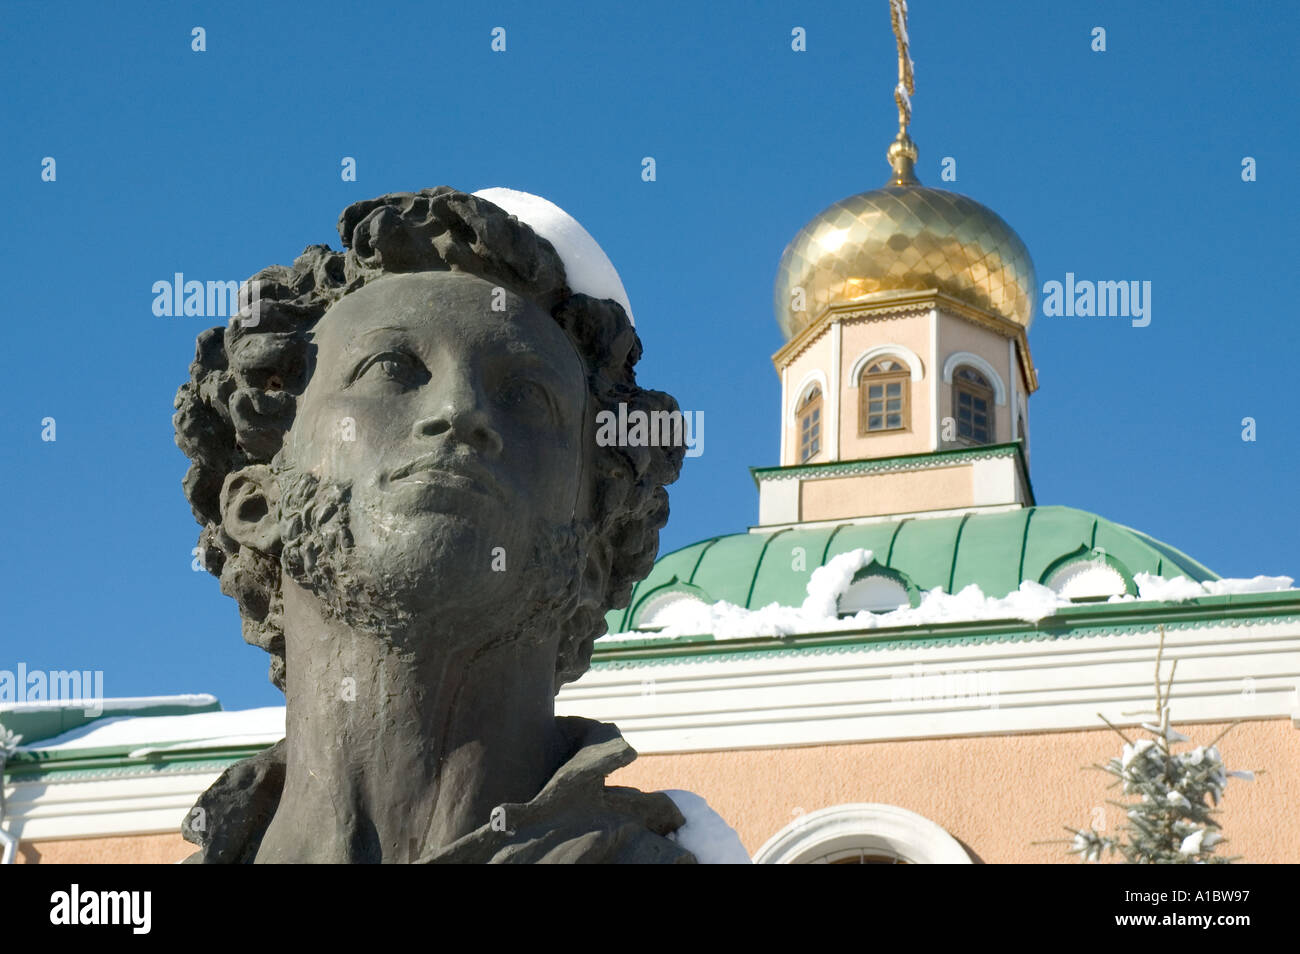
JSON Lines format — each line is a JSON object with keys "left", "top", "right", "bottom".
{"left": 0, "top": 693, "right": 218, "bottom": 715}
{"left": 604, "top": 548, "right": 1296, "bottom": 642}
{"left": 21, "top": 707, "right": 285, "bottom": 754}
{"left": 1123, "top": 573, "right": 1293, "bottom": 603}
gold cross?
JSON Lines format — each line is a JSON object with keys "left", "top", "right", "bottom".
{"left": 889, "top": 0, "right": 915, "bottom": 134}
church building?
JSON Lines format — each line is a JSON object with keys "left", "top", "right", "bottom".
{"left": 568, "top": 114, "right": 1300, "bottom": 860}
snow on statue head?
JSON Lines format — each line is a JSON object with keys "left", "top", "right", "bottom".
{"left": 472, "top": 187, "right": 635, "bottom": 326}
{"left": 174, "top": 187, "right": 680, "bottom": 697}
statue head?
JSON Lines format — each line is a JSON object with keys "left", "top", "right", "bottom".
{"left": 174, "top": 187, "right": 683, "bottom": 693}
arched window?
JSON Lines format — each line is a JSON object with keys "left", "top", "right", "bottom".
{"left": 859, "top": 358, "right": 910, "bottom": 434}
{"left": 953, "top": 366, "right": 994, "bottom": 444}
{"left": 634, "top": 590, "right": 710, "bottom": 630}
{"left": 839, "top": 574, "right": 910, "bottom": 615}
{"left": 798, "top": 385, "right": 823, "bottom": 462}
{"left": 820, "top": 850, "right": 908, "bottom": 864}
{"left": 754, "top": 804, "right": 973, "bottom": 865}
{"left": 1045, "top": 561, "right": 1127, "bottom": 600}
{"left": 1038, "top": 545, "right": 1135, "bottom": 602}
{"left": 837, "top": 565, "right": 917, "bottom": 615}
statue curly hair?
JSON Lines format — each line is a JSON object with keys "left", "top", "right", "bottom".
{"left": 173, "top": 187, "right": 683, "bottom": 693}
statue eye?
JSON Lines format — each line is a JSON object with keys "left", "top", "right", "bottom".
{"left": 352, "top": 350, "right": 428, "bottom": 388}
{"left": 498, "top": 377, "right": 549, "bottom": 412}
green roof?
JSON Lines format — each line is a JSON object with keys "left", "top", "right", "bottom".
{"left": 0, "top": 696, "right": 222, "bottom": 747}
{"left": 606, "top": 506, "right": 1219, "bottom": 633}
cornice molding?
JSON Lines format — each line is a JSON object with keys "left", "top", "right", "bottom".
{"left": 590, "top": 591, "right": 1300, "bottom": 668}
{"left": 752, "top": 441, "right": 1023, "bottom": 484}
{"left": 6, "top": 747, "right": 264, "bottom": 782}
{"left": 565, "top": 618, "right": 1300, "bottom": 753}
{"left": 772, "top": 289, "right": 1039, "bottom": 394}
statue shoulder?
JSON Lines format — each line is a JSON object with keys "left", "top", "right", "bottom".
{"left": 182, "top": 739, "right": 286, "bottom": 864}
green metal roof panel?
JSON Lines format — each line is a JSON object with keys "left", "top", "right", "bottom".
{"left": 747, "top": 526, "right": 833, "bottom": 608}
{"left": 605, "top": 537, "right": 718, "bottom": 632}
{"left": 1084, "top": 518, "right": 1192, "bottom": 584}
{"left": 688, "top": 532, "right": 776, "bottom": 606}
{"left": 1124, "top": 526, "right": 1220, "bottom": 581}
{"left": 1018, "top": 507, "right": 1098, "bottom": 585}
{"left": 1089, "top": 518, "right": 1153, "bottom": 580}
{"left": 879, "top": 517, "right": 965, "bottom": 592}
{"left": 823, "top": 521, "right": 911, "bottom": 574}
{"left": 948, "top": 508, "right": 1032, "bottom": 596}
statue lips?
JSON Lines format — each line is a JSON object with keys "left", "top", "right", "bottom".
{"left": 387, "top": 453, "right": 504, "bottom": 503}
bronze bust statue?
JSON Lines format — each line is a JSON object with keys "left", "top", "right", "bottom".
{"left": 173, "top": 188, "right": 700, "bottom": 862}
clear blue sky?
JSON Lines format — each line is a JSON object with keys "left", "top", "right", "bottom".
{"left": 2, "top": 0, "right": 1296, "bottom": 711}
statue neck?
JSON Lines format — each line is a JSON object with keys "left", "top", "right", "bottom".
{"left": 255, "top": 579, "right": 567, "bottom": 863}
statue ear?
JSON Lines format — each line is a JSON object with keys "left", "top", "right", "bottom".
{"left": 220, "top": 465, "right": 282, "bottom": 555}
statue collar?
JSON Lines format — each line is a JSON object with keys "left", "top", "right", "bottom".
{"left": 183, "top": 716, "right": 695, "bottom": 864}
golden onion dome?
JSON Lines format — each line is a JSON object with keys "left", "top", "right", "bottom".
{"left": 774, "top": 134, "right": 1036, "bottom": 340}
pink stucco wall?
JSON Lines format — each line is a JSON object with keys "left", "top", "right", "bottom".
{"left": 611, "top": 718, "right": 1300, "bottom": 863}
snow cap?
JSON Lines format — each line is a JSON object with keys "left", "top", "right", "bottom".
{"left": 472, "top": 187, "right": 634, "bottom": 326}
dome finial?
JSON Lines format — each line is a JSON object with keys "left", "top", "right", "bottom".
{"left": 887, "top": 132, "right": 919, "bottom": 186}
{"left": 887, "top": 0, "right": 919, "bottom": 186}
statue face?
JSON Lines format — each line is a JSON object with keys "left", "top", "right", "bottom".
{"left": 282, "top": 270, "right": 589, "bottom": 622}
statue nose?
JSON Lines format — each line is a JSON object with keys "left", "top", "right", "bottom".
{"left": 413, "top": 398, "right": 503, "bottom": 457}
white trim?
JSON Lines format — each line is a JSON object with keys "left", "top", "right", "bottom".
{"left": 928, "top": 310, "right": 939, "bottom": 449}
{"left": 791, "top": 370, "right": 827, "bottom": 409}
{"left": 1008, "top": 339, "right": 1017, "bottom": 440}
{"left": 757, "top": 477, "right": 802, "bottom": 526}
{"left": 780, "top": 363, "right": 789, "bottom": 464}
{"left": 4, "top": 770, "right": 223, "bottom": 841}
{"left": 847, "top": 344, "right": 925, "bottom": 386}
{"left": 790, "top": 370, "right": 830, "bottom": 464}
{"left": 754, "top": 803, "right": 971, "bottom": 864}
{"left": 1018, "top": 391, "right": 1030, "bottom": 464}
{"left": 828, "top": 321, "right": 842, "bottom": 462}
{"left": 563, "top": 621, "right": 1300, "bottom": 753}
{"left": 971, "top": 457, "right": 1020, "bottom": 507}
{"left": 942, "top": 351, "right": 1007, "bottom": 406}
{"left": 751, "top": 501, "right": 1024, "bottom": 532}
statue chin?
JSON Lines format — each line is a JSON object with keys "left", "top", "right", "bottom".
{"left": 277, "top": 466, "right": 585, "bottom": 641}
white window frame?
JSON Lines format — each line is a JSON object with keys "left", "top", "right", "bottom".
{"left": 847, "top": 344, "right": 925, "bottom": 386}
{"left": 942, "top": 351, "right": 1007, "bottom": 406}
{"left": 754, "top": 803, "right": 972, "bottom": 864}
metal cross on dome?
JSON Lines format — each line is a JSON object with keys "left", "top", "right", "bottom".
{"left": 889, "top": 0, "right": 916, "bottom": 135}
